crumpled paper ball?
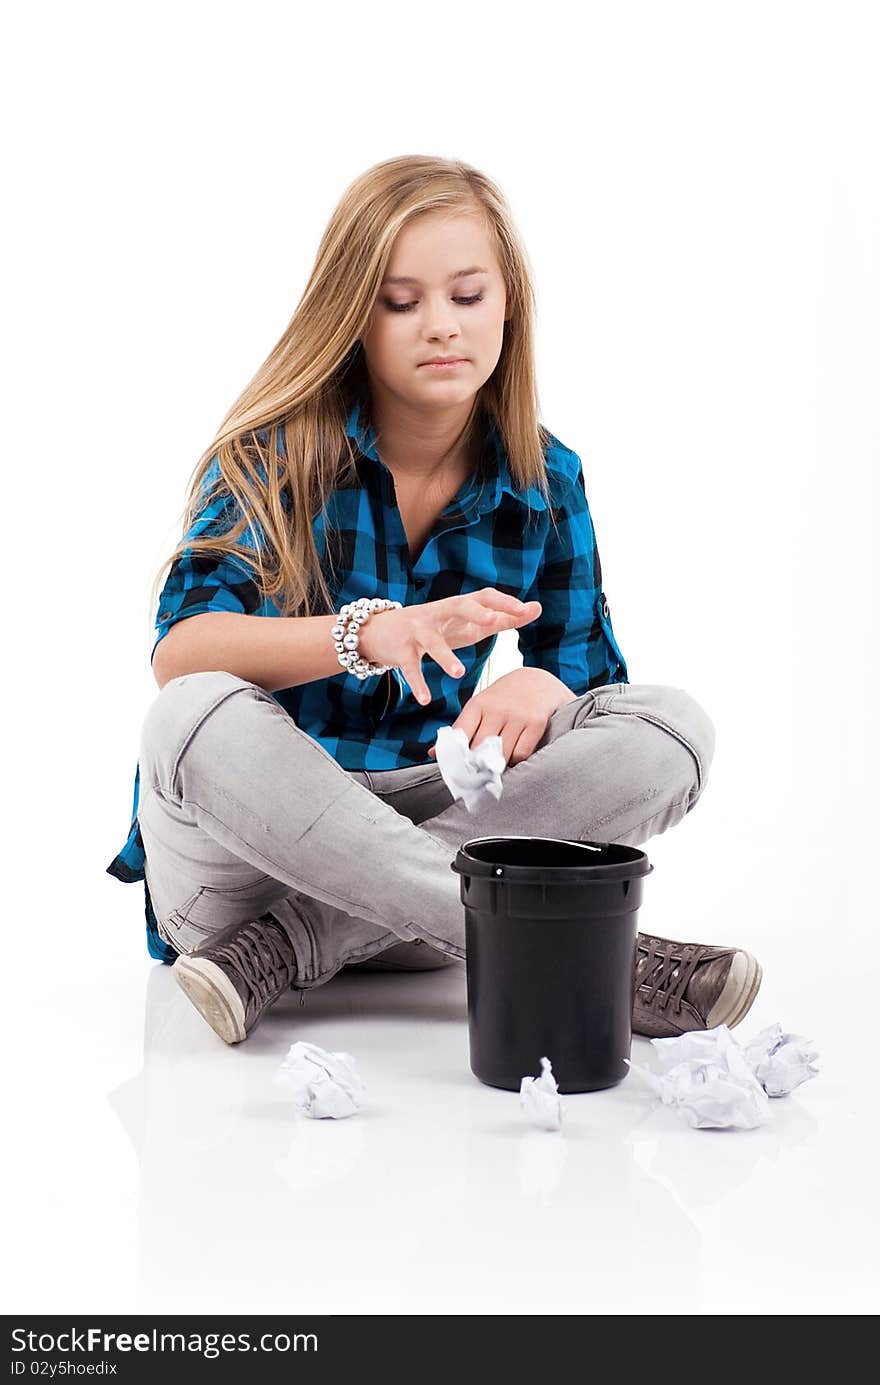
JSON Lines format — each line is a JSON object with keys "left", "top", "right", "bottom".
{"left": 627, "top": 1022, "right": 820, "bottom": 1130}
{"left": 742, "top": 1022, "right": 820, "bottom": 1097}
{"left": 433, "top": 725, "right": 506, "bottom": 812}
{"left": 628, "top": 1025, "right": 772, "bottom": 1129}
{"left": 275, "top": 1040, "right": 366, "bottom": 1119}
{"left": 520, "top": 1056, "right": 563, "bottom": 1131}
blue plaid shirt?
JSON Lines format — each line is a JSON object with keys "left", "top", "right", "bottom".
{"left": 106, "top": 396, "right": 629, "bottom": 962}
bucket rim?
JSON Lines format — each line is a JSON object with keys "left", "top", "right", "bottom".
{"left": 451, "top": 835, "right": 653, "bottom": 883}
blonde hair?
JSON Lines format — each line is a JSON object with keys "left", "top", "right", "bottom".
{"left": 148, "top": 154, "right": 556, "bottom": 639}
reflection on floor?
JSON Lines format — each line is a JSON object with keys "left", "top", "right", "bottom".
{"left": 99, "top": 959, "right": 829, "bottom": 1315}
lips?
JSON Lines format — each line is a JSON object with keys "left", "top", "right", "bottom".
{"left": 419, "top": 358, "right": 469, "bottom": 367}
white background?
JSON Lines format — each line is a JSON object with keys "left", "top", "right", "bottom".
{"left": 3, "top": 0, "right": 877, "bottom": 1316}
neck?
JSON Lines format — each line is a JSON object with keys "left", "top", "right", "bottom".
{"left": 368, "top": 391, "right": 480, "bottom": 483}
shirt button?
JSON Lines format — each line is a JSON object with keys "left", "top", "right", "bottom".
{"left": 414, "top": 578, "right": 425, "bottom": 589}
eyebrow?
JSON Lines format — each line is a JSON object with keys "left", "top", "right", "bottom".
{"left": 381, "top": 265, "right": 489, "bottom": 286}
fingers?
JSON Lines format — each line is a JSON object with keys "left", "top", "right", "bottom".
{"left": 508, "top": 723, "right": 542, "bottom": 766}
{"left": 457, "top": 596, "right": 504, "bottom": 626}
{"left": 473, "top": 590, "right": 541, "bottom": 627}
{"left": 404, "top": 591, "right": 542, "bottom": 706}
{"left": 402, "top": 635, "right": 464, "bottom": 705}
{"left": 458, "top": 602, "right": 540, "bottom": 635}
{"left": 428, "top": 719, "right": 538, "bottom": 763}
{"left": 421, "top": 634, "right": 465, "bottom": 687}
{"left": 402, "top": 656, "right": 431, "bottom": 705}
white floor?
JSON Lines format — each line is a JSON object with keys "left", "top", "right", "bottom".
{"left": 8, "top": 791, "right": 878, "bottom": 1317}
{"left": 6, "top": 0, "right": 877, "bottom": 1323}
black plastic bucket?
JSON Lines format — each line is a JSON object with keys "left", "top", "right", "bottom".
{"left": 451, "top": 836, "right": 654, "bottom": 1093}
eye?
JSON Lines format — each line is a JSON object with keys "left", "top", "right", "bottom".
{"left": 384, "top": 293, "right": 484, "bottom": 314}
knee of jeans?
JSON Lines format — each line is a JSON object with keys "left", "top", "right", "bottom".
{"left": 661, "top": 686, "right": 716, "bottom": 797}
{"left": 138, "top": 669, "right": 256, "bottom": 795}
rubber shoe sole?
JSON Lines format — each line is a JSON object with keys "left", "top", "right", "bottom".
{"left": 173, "top": 955, "right": 247, "bottom": 1044}
{"left": 706, "top": 949, "right": 763, "bottom": 1029}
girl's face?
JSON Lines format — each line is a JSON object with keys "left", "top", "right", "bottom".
{"left": 360, "top": 210, "right": 508, "bottom": 414}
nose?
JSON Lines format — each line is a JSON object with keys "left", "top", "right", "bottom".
{"left": 421, "top": 295, "right": 464, "bottom": 341}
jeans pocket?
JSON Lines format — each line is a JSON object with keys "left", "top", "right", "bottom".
{"left": 164, "top": 886, "right": 207, "bottom": 926}
{"left": 169, "top": 876, "right": 282, "bottom": 939}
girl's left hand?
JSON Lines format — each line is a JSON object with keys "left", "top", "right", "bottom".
{"left": 427, "top": 668, "right": 578, "bottom": 768}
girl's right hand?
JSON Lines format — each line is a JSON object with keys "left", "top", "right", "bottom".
{"left": 357, "top": 587, "right": 542, "bottom": 706}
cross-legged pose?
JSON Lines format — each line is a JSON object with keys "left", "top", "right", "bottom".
{"left": 107, "top": 154, "right": 762, "bottom": 1046}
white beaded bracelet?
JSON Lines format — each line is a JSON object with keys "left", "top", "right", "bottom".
{"left": 331, "top": 597, "right": 403, "bottom": 681}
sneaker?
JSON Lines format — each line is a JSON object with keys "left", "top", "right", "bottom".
{"left": 632, "top": 932, "right": 762, "bottom": 1039}
{"left": 172, "top": 911, "right": 298, "bottom": 1044}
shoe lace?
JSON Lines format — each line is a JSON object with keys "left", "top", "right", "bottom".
{"left": 210, "top": 917, "right": 297, "bottom": 1023}
{"left": 636, "top": 937, "right": 708, "bottom": 1013}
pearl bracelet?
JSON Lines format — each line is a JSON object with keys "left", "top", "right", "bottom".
{"left": 332, "top": 597, "right": 403, "bottom": 681}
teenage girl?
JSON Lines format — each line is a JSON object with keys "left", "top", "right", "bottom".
{"left": 107, "top": 154, "right": 762, "bottom": 1045}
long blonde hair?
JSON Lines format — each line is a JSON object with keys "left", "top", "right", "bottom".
{"left": 148, "top": 154, "right": 556, "bottom": 632}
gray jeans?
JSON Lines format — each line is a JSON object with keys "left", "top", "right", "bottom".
{"left": 137, "top": 672, "right": 715, "bottom": 987}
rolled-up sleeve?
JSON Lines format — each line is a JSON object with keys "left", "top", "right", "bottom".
{"left": 517, "top": 462, "right": 629, "bottom": 695}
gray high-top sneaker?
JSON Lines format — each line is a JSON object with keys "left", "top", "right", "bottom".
{"left": 633, "top": 932, "right": 762, "bottom": 1039}
{"left": 172, "top": 911, "right": 299, "bottom": 1044}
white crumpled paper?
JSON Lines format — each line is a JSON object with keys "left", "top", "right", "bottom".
{"left": 627, "top": 1022, "right": 819, "bottom": 1130}
{"left": 274, "top": 1040, "right": 367, "bottom": 1119}
{"left": 520, "top": 1056, "right": 564, "bottom": 1131}
{"left": 632, "top": 1025, "right": 771, "bottom": 1129}
{"left": 742, "top": 1023, "right": 820, "bottom": 1097}
{"left": 433, "top": 725, "right": 506, "bottom": 813}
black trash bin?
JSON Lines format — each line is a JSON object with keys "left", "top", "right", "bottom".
{"left": 451, "top": 836, "right": 654, "bottom": 1093}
